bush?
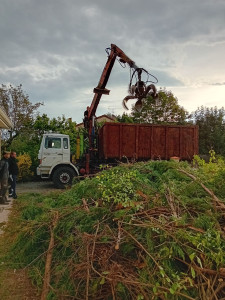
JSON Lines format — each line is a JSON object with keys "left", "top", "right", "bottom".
{"left": 17, "top": 153, "right": 33, "bottom": 181}
{"left": 5, "top": 159, "right": 225, "bottom": 299}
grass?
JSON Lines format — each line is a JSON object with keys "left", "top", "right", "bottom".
{"left": 0, "top": 192, "right": 59, "bottom": 299}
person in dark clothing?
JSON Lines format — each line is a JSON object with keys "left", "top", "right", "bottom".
{"left": 8, "top": 151, "right": 19, "bottom": 199}
{"left": 0, "top": 151, "right": 10, "bottom": 204}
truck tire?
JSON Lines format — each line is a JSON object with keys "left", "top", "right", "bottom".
{"left": 52, "top": 167, "right": 76, "bottom": 189}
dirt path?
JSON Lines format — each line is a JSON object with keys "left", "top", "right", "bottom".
{"left": 0, "top": 199, "right": 13, "bottom": 234}
{"left": 17, "top": 180, "right": 58, "bottom": 194}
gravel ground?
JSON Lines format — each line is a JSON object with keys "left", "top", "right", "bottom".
{"left": 16, "top": 180, "right": 58, "bottom": 194}
{"left": 0, "top": 180, "right": 59, "bottom": 234}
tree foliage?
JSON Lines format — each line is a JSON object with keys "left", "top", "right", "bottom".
{"left": 10, "top": 132, "right": 41, "bottom": 173}
{"left": 17, "top": 153, "right": 33, "bottom": 181}
{"left": 33, "top": 114, "right": 77, "bottom": 151}
{"left": 116, "top": 113, "right": 134, "bottom": 123}
{"left": 131, "top": 88, "right": 188, "bottom": 124}
{"left": 0, "top": 84, "right": 43, "bottom": 136}
{"left": 8, "top": 114, "right": 77, "bottom": 175}
{"left": 191, "top": 106, "right": 225, "bottom": 155}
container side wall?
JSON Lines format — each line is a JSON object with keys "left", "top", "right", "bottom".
{"left": 152, "top": 127, "right": 166, "bottom": 159}
{"left": 98, "top": 123, "right": 198, "bottom": 161}
{"left": 180, "top": 127, "right": 198, "bottom": 159}
{"left": 105, "top": 124, "right": 120, "bottom": 158}
{"left": 183, "top": 127, "right": 194, "bottom": 159}
{"left": 138, "top": 126, "right": 151, "bottom": 158}
{"left": 121, "top": 125, "right": 136, "bottom": 158}
{"left": 167, "top": 127, "right": 180, "bottom": 158}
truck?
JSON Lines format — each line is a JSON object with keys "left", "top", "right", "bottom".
{"left": 37, "top": 44, "right": 198, "bottom": 188}
{"left": 37, "top": 133, "right": 79, "bottom": 188}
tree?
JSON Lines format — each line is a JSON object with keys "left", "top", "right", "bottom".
{"left": 33, "top": 114, "right": 77, "bottom": 151}
{"left": 9, "top": 114, "right": 77, "bottom": 176}
{"left": 116, "top": 113, "right": 134, "bottom": 123}
{"left": 0, "top": 84, "right": 43, "bottom": 137}
{"left": 131, "top": 88, "right": 188, "bottom": 124}
{"left": 191, "top": 106, "right": 225, "bottom": 155}
{"left": 9, "top": 131, "right": 41, "bottom": 173}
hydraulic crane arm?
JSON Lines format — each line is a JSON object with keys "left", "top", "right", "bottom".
{"left": 82, "top": 44, "right": 157, "bottom": 174}
{"left": 86, "top": 44, "right": 138, "bottom": 123}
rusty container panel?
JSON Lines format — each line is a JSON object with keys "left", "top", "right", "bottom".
{"left": 121, "top": 125, "right": 137, "bottom": 158}
{"left": 167, "top": 127, "right": 181, "bottom": 158}
{"left": 151, "top": 126, "right": 166, "bottom": 159}
{"left": 138, "top": 126, "right": 152, "bottom": 158}
{"left": 99, "top": 123, "right": 121, "bottom": 158}
{"left": 180, "top": 127, "right": 199, "bottom": 160}
{"left": 98, "top": 123, "right": 198, "bottom": 160}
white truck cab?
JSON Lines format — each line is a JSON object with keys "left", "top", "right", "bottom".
{"left": 37, "top": 133, "right": 79, "bottom": 188}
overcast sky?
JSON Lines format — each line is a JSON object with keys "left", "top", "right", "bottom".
{"left": 1, "top": 0, "right": 225, "bottom": 123}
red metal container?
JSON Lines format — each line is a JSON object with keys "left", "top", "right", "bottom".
{"left": 98, "top": 123, "right": 198, "bottom": 160}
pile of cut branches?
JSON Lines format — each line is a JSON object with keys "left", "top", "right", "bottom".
{"left": 4, "top": 156, "right": 225, "bottom": 299}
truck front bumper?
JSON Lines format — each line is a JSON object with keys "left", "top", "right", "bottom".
{"left": 37, "top": 166, "right": 51, "bottom": 179}
{"left": 36, "top": 167, "right": 41, "bottom": 176}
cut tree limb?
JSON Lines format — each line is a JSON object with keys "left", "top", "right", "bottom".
{"left": 165, "top": 187, "right": 178, "bottom": 218}
{"left": 178, "top": 169, "right": 225, "bottom": 211}
{"left": 41, "top": 211, "right": 59, "bottom": 300}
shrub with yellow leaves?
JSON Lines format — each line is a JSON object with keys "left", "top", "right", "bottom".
{"left": 17, "top": 153, "right": 33, "bottom": 181}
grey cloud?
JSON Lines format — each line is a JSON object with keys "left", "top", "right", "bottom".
{"left": 2, "top": 0, "right": 225, "bottom": 56}
{"left": 1, "top": 0, "right": 225, "bottom": 121}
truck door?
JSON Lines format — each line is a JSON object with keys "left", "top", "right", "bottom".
{"left": 42, "top": 136, "right": 69, "bottom": 167}
{"left": 62, "top": 137, "right": 70, "bottom": 162}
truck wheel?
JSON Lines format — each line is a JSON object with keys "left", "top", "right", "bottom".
{"left": 52, "top": 167, "right": 76, "bottom": 189}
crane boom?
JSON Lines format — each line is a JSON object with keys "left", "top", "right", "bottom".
{"left": 83, "top": 44, "right": 156, "bottom": 174}
{"left": 86, "top": 44, "right": 138, "bottom": 123}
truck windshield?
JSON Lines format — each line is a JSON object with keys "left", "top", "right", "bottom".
{"left": 45, "top": 137, "right": 61, "bottom": 149}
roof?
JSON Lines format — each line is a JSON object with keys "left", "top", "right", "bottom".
{"left": 43, "top": 133, "right": 69, "bottom": 138}
{"left": 76, "top": 114, "right": 116, "bottom": 128}
{"left": 0, "top": 106, "right": 13, "bottom": 129}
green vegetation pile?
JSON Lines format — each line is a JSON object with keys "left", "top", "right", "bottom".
{"left": 4, "top": 155, "right": 225, "bottom": 299}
